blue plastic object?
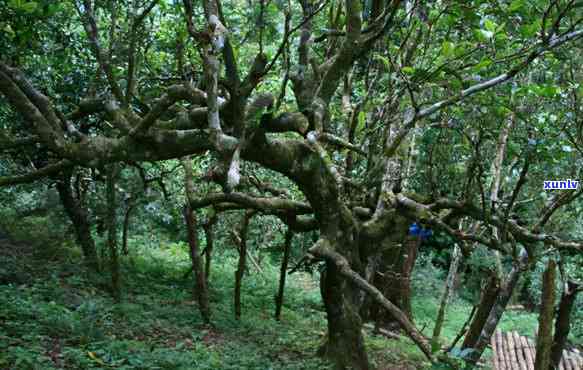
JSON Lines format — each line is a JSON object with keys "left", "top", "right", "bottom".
{"left": 409, "top": 222, "right": 420, "bottom": 236}
{"left": 409, "top": 222, "right": 432, "bottom": 240}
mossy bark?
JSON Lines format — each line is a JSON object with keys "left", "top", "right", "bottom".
{"left": 534, "top": 260, "right": 556, "bottom": 370}
{"left": 183, "top": 204, "right": 211, "bottom": 323}
{"left": 466, "top": 251, "right": 527, "bottom": 365}
{"left": 234, "top": 211, "right": 252, "bottom": 320}
{"left": 275, "top": 229, "right": 293, "bottom": 320}
{"left": 319, "top": 261, "right": 369, "bottom": 370}
{"left": 182, "top": 158, "right": 211, "bottom": 323}
{"left": 106, "top": 164, "right": 121, "bottom": 302}
{"left": 56, "top": 170, "right": 99, "bottom": 271}
{"left": 550, "top": 280, "right": 579, "bottom": 368}
{"left": 462, "top": 273, "right": 500, "bottom": 350}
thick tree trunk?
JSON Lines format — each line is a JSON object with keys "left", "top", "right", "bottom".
{"left": 56, "top": 170, "right": 99, "bottom": 271}
{"left": 431, "top": 243, "right": 462, "bottom": 351}
{"left": 401, "top": 234, "right": 420, "bottom": 320}
{"left": 365, "top": 216, "right": 411, "bottom": 329}
{"left": 447, "top": 305, "right": 477, "bottom": 352}
{"left": 466, "top": 250, "right": 527, "bottom": 365}
{"left": 369, "top": 244, "right": 403, "bottom": 328}
{"left": 462, "top": 272, "right": 500, "bottom": 349}
{"left": 534, "top": 260, "right": 556, "bottom": 370}
{"left": 550, "top": 280, "right": 580, "bottom": 369}
{"left": 319, "top": 261, "right": 370, "bottom": 370}
{"left": 275, "top": 229, "right": 293, "bottom": 320}
{"left": 234, "top": 211, "right": 252, "bottom": 320}
{"left": 368, "top": 234, "right": 409, "bottom": 329}
{"left": 106, "top": 165, "right": 121, "bottom": 302}
{"left": 313, "top": 239, "right": 432, "bottom": 361}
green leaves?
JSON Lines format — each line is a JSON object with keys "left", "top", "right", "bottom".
{"left": 508, "top": 0, "right": 526, "bottom": 12}
{"left": 402, "top": 66, "right": 416, "bottom": 75}
{"left": 375, "top": 55, "right": 391, "bottom": 70}
{"left": 474, "top": 28, "right": 494, "bottom": 42}
{"left": 519, "top": 22, "right": 539, "bottom": 38}
{"left": 484, "top": 19, "right": 497, "bottom": 33}
{"left": 441, "top": 41, "right": 456, "bottom": 58}
{"left": 529, "top": 84, "right": 561, "bottom": 98}
{"left": 7, "top": 0, "right": 37, "bottom": 13}
{"left": 471, "top": 57, "right": 493, "bottom": 73}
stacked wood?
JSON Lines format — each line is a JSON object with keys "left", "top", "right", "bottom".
{"left": 490, "top": 330, "right": 582, "bottom": 370}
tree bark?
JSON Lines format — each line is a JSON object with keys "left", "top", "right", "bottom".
{"left": 275, "top": 228, "right": 293, "bottom": 320}
{"left": 431, "top": 243, "right": 462, "bottom": 351}
{"left": 106, "top": 164, "right": 121, "bottom": 302}
{"left": 447, "top": 305, "right": 476, "bottom": 352}
{"left": 313, "top": 239, "right": 432, "bottom": 361}
{"left": 319, "top": 261, "right": 371, "bottom": 370}
{"left": 550, "top": 280, "right": 580, "bottom": 369}
{"left": 534, "top": 260, "right": 556, "bottom": 370}
{"left": 401, "top": 234, "right": 421, "bottom": 320}
{"left": 56, "top": 170, "right": 99, "bottom": 271}
{"left": 183, "top": 204, "right": 210, "bottom": 323}
{"left": 234, "top": 211, "right": 252, "bottom": 320}
{"left": 181, "top": 158, "right": 211, "bottom": 323}
{"left": 203, "top": 213, "right": 217, "bottom": 284}
{"left": 365, "top": 217, "right": 410, "bottom": 328}
{"left": 465, "top": 250, "right": 528, "bottom": 365}
{"left": 462, "top": 272, "right": 501, "bottom": 350}
{"left": 122, "top": 199, "right": 135, "bottom": 255}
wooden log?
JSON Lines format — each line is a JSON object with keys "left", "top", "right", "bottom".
{"left": 496, "top": 330, "right": 507, "bottom": 370}
{"left": 512, "top": 331, "right": 528, "bottom": 370}
{"left": 563, "top": 351, "right": 572, "bottom": 370}
{"left": 502, "top": 331, "right": 512, "bottom": 370}
{"left": 570, "top": 352, "right": 581, "bottom": 370}
{"left": 497, "top": 331, "right": 506, "bottom": 370}
{"left": 491, "top": 330, "right": 499, "bottom": 370}
{"left": 559, "top": 349, "right": 568, "bottom": 370}
{"left": 507, "top": 331, "right": 519, "bottom": 369}
{"left": 520, "top": 335, "right": 534, "bottom": 370}
{"left": 559, "top": 355, "right": 567, "bottom": 370}
{"left": 496, "top": 330, "right": 508, "bottom": 369}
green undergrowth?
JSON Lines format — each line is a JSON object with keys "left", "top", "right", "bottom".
{"left": 0, "top": 231, "right": 543, "bottom": 370}
{"left": 0, "top": 235, "right": 426, "bottom": 370}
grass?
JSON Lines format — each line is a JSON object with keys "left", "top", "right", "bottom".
{"left": 0, "top": 231, "right": 543, "bottom": 370}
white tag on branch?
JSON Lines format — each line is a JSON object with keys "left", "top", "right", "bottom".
{"left": 226, "top": 145, "right": 241, "bottom": 192}
{"left": 208, "top": 15, "right": 227, "bottom": 51}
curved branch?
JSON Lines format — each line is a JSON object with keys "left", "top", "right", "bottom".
{"left": 0, "top": 160, "right": 72, "bottom": 187}
{"left": 0, "top": 135, "right": 40, "bottom": 150}
{"left": 130, "top": 85, "right": 207, "bottom": 135}
{"left": 77, "top": 0, "right": 125, "bottom": 101}
{"left": 384, "top": 28, "right": 583, "bottom": 158}
{"left": 394, "top": 193, "right": 583, "bottom": 253}
{"left": 309, "top": 238, "right": 432, "bottom": 360}
{"left": 190, "top": 192, "right": 313, "bottom": 214}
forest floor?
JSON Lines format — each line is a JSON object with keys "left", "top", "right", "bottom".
{"left": 0, "top": 227, "right": 541, "bottom": 370}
